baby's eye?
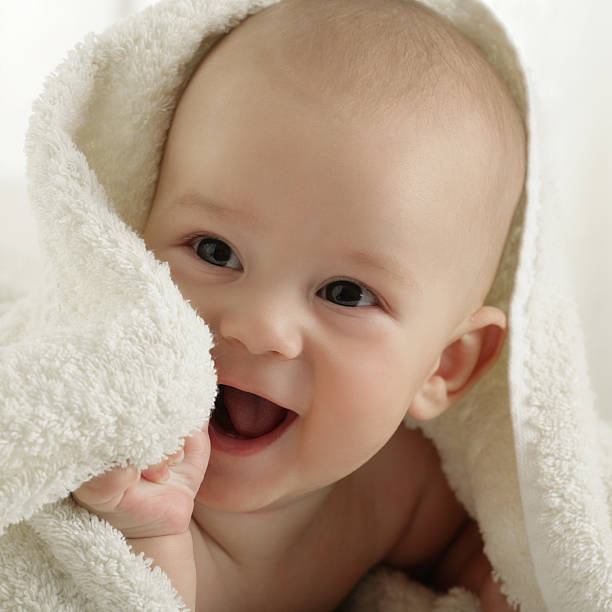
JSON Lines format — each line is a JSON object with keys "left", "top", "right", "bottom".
{"left": 193, "top": 237, "right": 242, "bottom": 270}
{"left": 319, "top": 280, "right": 378, "bottom": 308}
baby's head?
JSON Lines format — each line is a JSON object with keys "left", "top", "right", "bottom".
{"left": 143, "top": 0, "right": 525, "bottom": 511}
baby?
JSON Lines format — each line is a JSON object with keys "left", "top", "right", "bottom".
{"left": 73, "top": 0, "right": 526, "bottom": 610}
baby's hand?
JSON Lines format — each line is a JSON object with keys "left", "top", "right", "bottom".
{"left": 72, "top": 429, "right": 210, "bottom": 539}
{"left": 433, "top": 518, "right": 519, "bottom": 612}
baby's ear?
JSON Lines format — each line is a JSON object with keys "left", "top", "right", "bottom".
{"left": 408, "top": 306, "right": 507, "bottom": 421}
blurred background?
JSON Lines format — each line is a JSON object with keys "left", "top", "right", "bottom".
{"left": 0, "top": 0, "right": 610, "bottom": 417}
{"left": 0, "top": 0, "right": 155, "bottom": 254}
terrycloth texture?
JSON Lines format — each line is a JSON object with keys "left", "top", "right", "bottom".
{"left": 0, "top": 0, "right": 610, "bottom": 610}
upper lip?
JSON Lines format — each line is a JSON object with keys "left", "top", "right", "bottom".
{"left": 217, "top": 379, "right": 291, "bottom": 413}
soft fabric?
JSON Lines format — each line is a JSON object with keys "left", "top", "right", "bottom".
{"left": 1, "top": 0, "right": 610, "bottom": 610}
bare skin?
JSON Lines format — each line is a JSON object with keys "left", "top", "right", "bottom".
{"left": 74, "top": 423, "right": 512, "bottom": 610}
{"left": 74, "top": 1, "right": 525, "bottom": 610}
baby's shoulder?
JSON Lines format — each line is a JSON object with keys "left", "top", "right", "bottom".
{"left": 350, "top": 425, "right": 467, "bottom": 571}
{"left": 353, "top": 424, "right": 437, "bottom": 513}
{"left": 342, "top": 426, "right": 437, "bottom": 559}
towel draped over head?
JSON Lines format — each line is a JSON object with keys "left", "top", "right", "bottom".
{"left": 1, "top": 0, "right": 610, "bottom": 610}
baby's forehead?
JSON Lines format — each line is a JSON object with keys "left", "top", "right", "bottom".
{"left": 190, "top": 0, "right": 512, "bottom": 170}
{"left": 228, "top": 0, "right": 500, "bottom": 120}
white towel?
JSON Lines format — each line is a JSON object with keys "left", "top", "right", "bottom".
{"left": 1, "top": 1, "right": 610, "bottom": 610}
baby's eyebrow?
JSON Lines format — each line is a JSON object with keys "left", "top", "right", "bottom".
{"left": 345, "top": 248, "right": 421, "bottom": 291}
{"left": 174, "top": 192, "right": 263, "bottom": 230}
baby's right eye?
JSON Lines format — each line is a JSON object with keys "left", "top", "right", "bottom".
{"left": 192, "top": 237, "right": 242, "bottom": 270}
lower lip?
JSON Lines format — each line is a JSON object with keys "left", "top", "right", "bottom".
{"left": 209, "top": 410, "right": 299, "bottom": 456}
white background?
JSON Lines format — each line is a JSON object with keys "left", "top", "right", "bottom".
{"left": 0, "top": 0, "right": 155, "bottom": 252}
{"left": 1, "top": 0, "right": 610, "bottom": 415}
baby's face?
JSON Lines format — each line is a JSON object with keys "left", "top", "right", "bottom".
{"left": 143, "top": 39, "right": 494, "bottom": 513}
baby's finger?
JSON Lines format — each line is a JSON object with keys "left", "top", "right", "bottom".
{"left": 480, "top": 572, "right": 518, "bottom": 611}
{"left": 142, "top": 461, "right": 170, "bottom": 483}
{"left": 167, "top": 448, "right": 184, "bottom": 466}
{"left": 183, "top": 428, "right": 211, "bottom": 470}
{"left": 73, "top": 464, "right": 139, "bottom": 509}
{"left": 142, "top": 444, "right": 188, "bottom": 480}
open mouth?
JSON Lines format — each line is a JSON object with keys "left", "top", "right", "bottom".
{"left": 211, "top": 384, "right": 291, "bottom": 440}
{"left": 209, "top": 385, "right": 298, "bottom": 456}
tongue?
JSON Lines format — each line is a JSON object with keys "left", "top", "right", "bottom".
{"left": 222, "top": 386, "right": 287, "bottom": 438}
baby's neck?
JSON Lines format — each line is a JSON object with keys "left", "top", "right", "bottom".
{"left": 192, "top": 480, "right": 344, "bottom": 569}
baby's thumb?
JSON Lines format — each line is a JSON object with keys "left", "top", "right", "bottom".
{"left": 183, "top": 428, "right": 211, "bottom": 473}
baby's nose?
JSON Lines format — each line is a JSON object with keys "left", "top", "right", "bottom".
{"left": 217, "top": 292, "right": 303, "bottom": 359}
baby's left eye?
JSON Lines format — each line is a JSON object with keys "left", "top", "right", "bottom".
{"left": 319, "top": 280, "right": 378, "bottom": 308}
